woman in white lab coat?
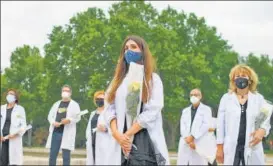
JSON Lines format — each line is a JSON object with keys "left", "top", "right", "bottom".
{"left": 104, "top": 35, "right": 170, "bottom": 165}
{"left": 208, "top": 117, "right": 217, "bottom": 166}
{"left": 216, "top": 64, "right": 272, "bottom": 165}
{"left": 0, "top": 88, "right": 27, "bottom": 165}
{"left": 86, "top": 90, "right": 114, "bottom": 165}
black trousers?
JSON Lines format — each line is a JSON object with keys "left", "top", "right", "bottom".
{"left": 208, "top": 159, "right": 218, "bottom": 166}
{"left": 121, "top": 117, "right": 128, "bottom": 166}
{"left": 187, "top": 160, "right": 217, "bottom": 166}
{"left": 121, "top": 151, "right": 128, "bottom": 166}
{"left": 92, "top": 133, "right": 96, "bottom": 164}
{"left": 233, "top": 147, "right": 245, "bottom": 166}
{"left": 0, "top": 140, "right": 9, "bottom": 165}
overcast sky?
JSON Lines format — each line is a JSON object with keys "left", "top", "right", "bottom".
{"left": 1, "top": 1, "right": 273, "bottom": 71}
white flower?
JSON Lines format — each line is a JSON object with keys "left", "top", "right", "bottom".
{"left": 254, "top": 102, "right": 272, "bottom": 130}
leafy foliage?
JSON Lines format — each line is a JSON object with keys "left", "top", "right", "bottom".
{"left": 1, "top": 1, "right": 272, "bottom": 149}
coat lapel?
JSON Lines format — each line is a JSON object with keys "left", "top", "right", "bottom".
{"left": 246, "top": 91, "right": 255, "bottom": 121}
{"left": 11, "top": 104, "right": 19, "bottom": 118}
{"left": 231, "top": 92, "right": 240, "bottom": 107}
{"left": 98, "top": 110, "right": 105, "bottom": 125}
{"left": 185, "top": 106, "right": 192, "bottom": 135}
{"left": 245, "top": 92, "right": 255, "bottom": 144}
{"left": 65, "top": 99, "right": 73, "bottom": 117}
{"left": 230, "top": 92, "right": 242, "bottom": 120}
{"left": 10, "top": 104, "right": 17, "bottom": 128}
{"left": 191, "top": 103, "right": 203, "bottom": 133}
{"left": 1, "top": 104, "right": 7, "bottom": 131}
{"left": 90, "top": 111, "right": 96, "bottom": 123}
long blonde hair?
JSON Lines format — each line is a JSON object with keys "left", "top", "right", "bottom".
{"left": 106, "top": 35, "right": 156, "bottom": 104}
{"left": 229, "top": 64, "right": 258, "bottom": 93}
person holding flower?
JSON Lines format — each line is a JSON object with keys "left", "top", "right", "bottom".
{"left": 104, "top": 35, "right": 169, "bottom": 165}
{"left": 216, "top": 64, "right": 272, "bottom": 165}
{"left": 0, "top": 88, "right": 27, "bottom": 165}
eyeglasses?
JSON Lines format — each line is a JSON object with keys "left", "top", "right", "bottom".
{"left": 190, "top": 94, "right": 200, "bottom": 97}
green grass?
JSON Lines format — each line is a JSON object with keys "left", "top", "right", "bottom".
{"left": 23, "top": 152, "right": 86, "bottom": 158}
{"left": 168, "top": 151, "right": 177, "bottom": 154}
{"left": 170, "top": 159, "right": 177, "bottom": 165}
{"left": 265, "top": 149, "right": 273, "bottom": 154}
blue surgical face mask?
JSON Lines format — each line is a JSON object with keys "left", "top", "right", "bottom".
{"left": 124, "top": 50, "right": 142, "bottom": 64}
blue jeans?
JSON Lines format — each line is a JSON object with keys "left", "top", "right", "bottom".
{"left": 49, "top": 131, "right": 71, "bottom": 166}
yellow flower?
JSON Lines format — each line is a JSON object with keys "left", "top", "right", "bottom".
{"left": 16, "top": 114, "right": 23, "bottom": 118}
{"left": 58, "top": 108, "right": 67, "bottom": 113}
{"left": 260, "top": 107, "right": 269, "bottom": 117}
{"left": 128, "top": 82, "right": 141, "bottom": 92}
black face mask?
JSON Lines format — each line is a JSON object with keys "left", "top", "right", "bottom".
{"left": 95, "top": 99, "right": 104, "bottom": 107}
{"left": 235, "top": 77, "right": 249, "bottom": 89}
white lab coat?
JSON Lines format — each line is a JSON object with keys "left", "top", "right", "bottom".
{"left": 217, "top": 92, "right": 272, "bottom": 165}
{"left": 104, "top": 73, "right": 170, "bottom": 165}
{"left": 177, "top": 103, "right": 212, "bottom": 165}
{"left": 86, "top": 110, "right": 115, "bottom": 165}
{"left": 0, "top": 104, "right": 26, "bottom": 165}
{"left": 208, "top": 117, "right": 217, "bottom": 158}
{"left": 46, "top": 99, "right": 81, "bottom": 151}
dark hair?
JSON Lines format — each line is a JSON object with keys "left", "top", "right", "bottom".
{"left": 5, "top": 88, "right": 20, "bottom": 104}
{"left": 62, "top": 84, "right": 72, "bottom": 93}
{"left": 107, "top": 35, "right": 156, "bottom": 104}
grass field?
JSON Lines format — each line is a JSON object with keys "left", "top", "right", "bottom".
{"left": 23, "top": 147, "right": 272, "bottom": 165}
{"left": 170, "top": 159, "right": 176, "bottom": 165}
{"left": 264, "top": 149, "right": 273, "bottom": 154}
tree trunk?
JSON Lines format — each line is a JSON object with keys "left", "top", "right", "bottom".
{"left": 163, "top": 117, "right": 180, "bottom": 150}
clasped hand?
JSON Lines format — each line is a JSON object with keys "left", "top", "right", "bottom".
{"left": 113, "top": 132, "right": 132, "bottom": 156}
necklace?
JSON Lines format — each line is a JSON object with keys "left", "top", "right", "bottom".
{"left": 236, "top": 91, "right": 248, "bottom": 99}
{"left": 239, "top": 94, "right": 247, "bottom": 99}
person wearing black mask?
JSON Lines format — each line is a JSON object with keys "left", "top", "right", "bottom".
{"left": 86, "top": 90, "right": 112, "bottom": 165}
{"left": 216, "top": 64, "right": 272, "bottom": 165}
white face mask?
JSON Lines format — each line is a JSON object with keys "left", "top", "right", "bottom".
{"left": 6, "top": 94, "right": 16, "bottom": 103}
{"left": 61, "top": 92, "right": 71, "bottom": 99}
{"left": 190, "top": 96, "right": 200, "bottom": 104}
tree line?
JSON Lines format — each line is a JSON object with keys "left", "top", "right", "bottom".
{"left": 1, "top": 0, "right": 272, "bottom": 150}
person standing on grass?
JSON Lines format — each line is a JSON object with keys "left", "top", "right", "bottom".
{"left": 46, "top": 85, "right": 81, "bottom": 166}
{"left": 1, "top": 88, "right": 27, "bottom": 165}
